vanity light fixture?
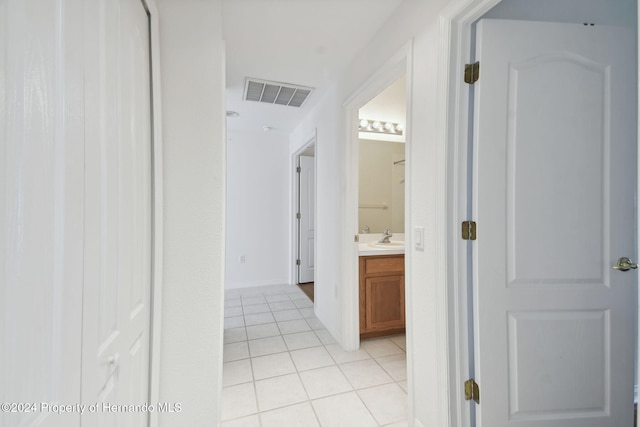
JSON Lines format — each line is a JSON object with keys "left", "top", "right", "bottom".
{"left": 358, "top": 118, "right": 403, "bottom": 136}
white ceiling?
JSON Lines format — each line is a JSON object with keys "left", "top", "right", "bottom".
{"left": 359, "top": 75, "right": 406, "bottom": 143}
{"left": 222, "top": 0, "right": 405, "bottom": 135}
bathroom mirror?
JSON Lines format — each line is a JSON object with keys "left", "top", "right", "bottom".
{"left": 358, "top": 76, "right": 406, "bottom": 234}
{"left": 358, "top": 139, "right": 405, "bottom": 233}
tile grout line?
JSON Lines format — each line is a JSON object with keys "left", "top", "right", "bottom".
{"left": 223, "top": 285, "right": 407, "bottom": 426}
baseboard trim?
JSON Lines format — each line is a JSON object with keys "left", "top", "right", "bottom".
{"left": 224, "top": 281, "right": 293, "bottom": 290}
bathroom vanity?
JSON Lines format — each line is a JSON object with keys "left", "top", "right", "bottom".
{"left": 358, "top": 241, "right": 405, "bottom": 339}
{"left": 359, "top": 254, "right": 405, "bottom": 339}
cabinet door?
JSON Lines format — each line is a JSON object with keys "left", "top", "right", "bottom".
{"left": 364, "top": 275, "right": 405, "bottom": 331}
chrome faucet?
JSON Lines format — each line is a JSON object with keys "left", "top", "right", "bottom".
{"left": 362, "top": 225, "right": 370, "bottom": 234}
{"left": 378, "top": 229, "right": 392, "bottom": 244}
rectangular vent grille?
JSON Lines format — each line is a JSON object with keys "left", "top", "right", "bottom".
{"left": 244, "top": 78, "right": 313, "bottom": 108}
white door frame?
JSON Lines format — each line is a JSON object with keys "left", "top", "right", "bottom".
{"left": 291, "top": 135, "right": 317, "bottom": 286}
{"left": 438, "top": 1, "right": 640, "bottom": 426}
{"left": 341, "top": 41, "right": 413, "bottom": 351}
{"left": 137, "top": 0, "right": 165, "bottom": 424}
{"left": 437, "top": 2, "right": 504, "bottom": 425}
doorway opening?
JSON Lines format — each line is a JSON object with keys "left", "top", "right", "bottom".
{"left": 293, "top": 138, "right": 317, "bottom": 302}
{"left": 357, "top": 76, "right": 407, "bottom": 340}
{"left": 341, "top": 44, "right": 412, "bottom": 352}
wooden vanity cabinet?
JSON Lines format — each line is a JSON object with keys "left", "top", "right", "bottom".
{"left": 359, "top": 254, "right": 405, "bottom": 339}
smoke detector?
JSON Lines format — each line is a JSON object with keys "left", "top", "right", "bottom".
{"left": 244, "top": 78, "right": 313, "bottom": 108}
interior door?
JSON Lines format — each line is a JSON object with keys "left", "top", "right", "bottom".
{"left": 81, "top": 0, "right": 152, "bottom": 424}
{"left": 473, "top": 19, "right": 636, "bottom": 426}
{"left": 298, "top": 155, "right": 315, "bottom": 284}
{"left": 1, "top": 1, "right": 85, "bottom": 425}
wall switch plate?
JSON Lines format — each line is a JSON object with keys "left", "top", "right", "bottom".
{"left": 415, "top": 226, "right": 424, "bottom": 251}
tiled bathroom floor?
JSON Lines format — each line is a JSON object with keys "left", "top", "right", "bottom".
{"left": 222, "top": 284, "right": 408, "bottom": 427}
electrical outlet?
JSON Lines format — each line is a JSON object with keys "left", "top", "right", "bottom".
{"left": 239, "top": 255, "right": 246, "bottom": 264}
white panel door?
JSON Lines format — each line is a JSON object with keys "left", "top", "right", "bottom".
{"left": 1, "top": 1, "right": 85, "bottom": 426}
{"left": 473, "top": 20, "right": 636, "bottom": 426}
{"left": 298, "top": 155, "right": 315, "bottom": 284}
{"left": 81, "top": 0, "right": 152, "bottom": 425}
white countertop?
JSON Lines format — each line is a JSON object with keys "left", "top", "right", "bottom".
{"left": 358, "top": 243, "right": 405, "bottom": 256}
{"left": 358, "top": 233, "right": 405, "bottom": 256}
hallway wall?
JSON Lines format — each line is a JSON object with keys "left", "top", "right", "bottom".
{"left": 290, "top": 1, "right": 454, "bottom": 424}
{"left": 290, "top": 86, "right": 342, "bottom": 340}
{"left": 156, "top": 0, "right": 225, "bottom": 425}
{"left": 225, "top": 130, "right": 290, "bottom": 289}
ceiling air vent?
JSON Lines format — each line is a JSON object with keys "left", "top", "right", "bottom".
{"left": 244, "top": 78, "right": 314, "bottom": 108}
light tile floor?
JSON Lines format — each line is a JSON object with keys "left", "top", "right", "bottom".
{"left": 222, "top": 284, "right": 408, "bottom": 427}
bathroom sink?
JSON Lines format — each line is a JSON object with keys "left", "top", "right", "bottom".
{"left": 368, "top": 241, "right": 405, "bottom": 249}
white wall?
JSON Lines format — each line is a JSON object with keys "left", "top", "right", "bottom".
{"left": 290, "top": 1, "right": 454, "bottom": 423}
{"left": 483, "top": 0, "right": 636, "bottom": 26}
{"left": 290, "top": 86, "right": 343, "bottom": 340}
{"left": 226, "top": 130, "right": 290, "bottom": 289}
{"left": 155, "top": 0, "right": 226, "bottom": 425}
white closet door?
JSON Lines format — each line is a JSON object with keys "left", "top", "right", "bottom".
{"left": 81, "top": 0, "right": 153, "bottom": 425}
{"left": 1, "top": 1, "right": 85, "bottom": 426}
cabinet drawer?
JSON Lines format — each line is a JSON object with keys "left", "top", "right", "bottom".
{"left": 363, "top": 255, "right": 404, "bottom": 274}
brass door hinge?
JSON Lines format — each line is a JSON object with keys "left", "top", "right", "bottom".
{"left": 462, "top": 221, "right": 477, "bottom": 240}
{"left": 464, "top": 379, "right": 480, "bottom": 404}
{"left": 354, "top": 235, "right": 359, "bottom": 243}
{"left": 464, "top": 61, "right": 480, "bottom": 84}
{"left": 296, "top": 212, "right": 301, "bottom": 219}
{"left": 296, "top": 166, "right": 301, "bottom": 173}
{"left": 296, "top": 259, "right": 301, "bottom": 266}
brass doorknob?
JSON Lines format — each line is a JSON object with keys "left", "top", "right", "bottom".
{"left": 613, "top": 257, "right": 638, "bottom": 271}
